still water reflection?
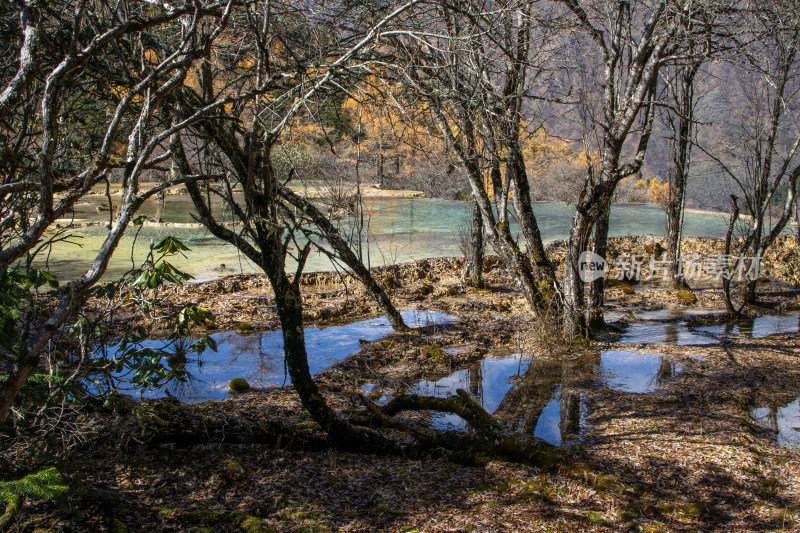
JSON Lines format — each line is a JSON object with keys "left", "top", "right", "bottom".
{"left": 109, "top": 310, "right": 455, "bottom": 402}
{"left": 694, "top": 312, "right": 800, "bottom": 338}
{"left": 751, "top": 398, "right": 800, "bottom": 449}
{"left": 393, "top": 349, "right": 682, "bottom": 446}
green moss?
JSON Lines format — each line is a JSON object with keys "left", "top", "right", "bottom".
{"left": 621, "top": 285, "right": 635, "bottom": 295}
{"left": 572, "top": 336, "right": 588, "bottom": 346}
{"left": 229, "top": 377, "right": 251, "bottom": 393}
{"left": 370, "top": 503, "right": 406, "bottom": 517}
{"left": 676, "top": 290, "right": 698, "bottom": 305}
{"left": 517, "top": 488, "right": 552, "bottom": 503}
{"left": 239, "top": 516, "right": 275, "bottom": 533}
{"left": 236, "top": 322, "right": 254, "bottom": 332}
{"left": 591, "top": 475, "right": 626, "bottom": 494}
{"left": 474, "top": 482, "right": 508, "bottom": 493}
{"left": 585, "top": 510, "right": 613, "bottom": 525}
{"left": 111, "top": 519, "right": 129, "bottom": 533}
{"left": 426, "top": 345, "right": 445, "bottom": 360}
{"left": 625, "top": 501, "right": 661, "bottom": 518}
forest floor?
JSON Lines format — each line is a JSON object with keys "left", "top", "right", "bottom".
{"left": 5, "top": 237, "right": 800, "bottom": 532}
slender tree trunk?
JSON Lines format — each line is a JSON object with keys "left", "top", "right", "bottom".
{"left": 666, "top": 193, "right": 684, "bottom": 285}
{"left": 742, "top": 220, "right": 763, "bottom": 305}
{"left": 279, "top": 187, "right": 408, "bottom": 331}
{"left": 722, "top": 196, "right": 741, "bottom": 314}
{"left": 588, "top": 204, "right": 610, "bottom": 329}
{"left": 508, "top": 146, "right": 559, "bottom": 288}
{"left": 467, "top": 200, "right": 485, "bottom": 288}
{"left": 268, "top": 267, "right": 351, "bottom": 438}
{"left": 666, "top": 61, "right": 699, "bottom": 287}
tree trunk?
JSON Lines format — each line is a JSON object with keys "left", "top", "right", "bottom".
{"left": 722, "top": 196, "right": 741, "bottom": 314}
{"left": 665, "top": 192, "right": 684, "bottom": 286}
{"left": 269, "top": 268, "right": 352, "bottom": 439}
{"left": 665, "top": 60, "right": 700, "bottom": 287}
{"left": 279, "top": 187, "right": 408, "bottom": 331}
{"left": 562, "top": 211, "right": 591, "bottom": 339}
{"left": 467, "top": 200, "right": 485, "bottom": 288}
{"left": 587, "top": 204, "right": 610, "bottom": 329}
{"left": 742, "top": 220, "right": 763, "bottom": 306}
{"left": 508, "top": 146, "right": 559, "bottom": 288}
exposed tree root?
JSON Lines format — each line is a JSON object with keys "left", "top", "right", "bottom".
{"left": 121, "top": 393, "right": 567, "bottom": 469}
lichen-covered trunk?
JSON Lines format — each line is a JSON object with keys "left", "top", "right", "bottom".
{"left": 742, "top": 217, "right": 764, "bottom": 306}
{"left": 507, "top": 147, "right": 562, "bottom": 320}
{"left": 666, "top": 197, "right": 683, "bottom": 284}
{"left": 273, "top": 281, "right": 338, "bottom": 428}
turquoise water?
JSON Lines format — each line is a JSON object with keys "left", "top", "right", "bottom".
{"left": 40, "top": 196, "right": 732, "bottom": 281}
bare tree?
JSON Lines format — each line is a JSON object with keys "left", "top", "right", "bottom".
{"left": 386, "top": 0, "right": 563, "bottom": 324}
{"left": 707, "top": 1, "right": 800, "bottom": 309}
{"left": 168, "top": 0, "right": 419, "bottom": 442}
{"left": 385, "top": 0, "right": 724, "bottom": 338}
{"left": 662, "top": 56, "right": 703, "bottom": 288}
{"left": 0, "top": 0, "right": 247, "bottom": 424}
{"left": 558, "top": 0, "right": 710, "bottom": 333}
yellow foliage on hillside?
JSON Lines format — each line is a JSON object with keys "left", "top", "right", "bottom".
{"left": 637, "top": 177, "right": 670, "bottom": 206}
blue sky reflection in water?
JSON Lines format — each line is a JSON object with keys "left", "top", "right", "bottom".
{"left": 600, "top": 351, "right": 682, "bottom": 394}
{"left": 111, "top": 310, "right": 454, "bottom": 402}
{"left": 410, "top": 353, "right": 530, "bottom": 433}
{"left": 694, "top": 312, "right": 800, "bottom": 338}
{"left": 407, "top": 350, "right": 682, "bottom": 445}
{"left": 751, "top": 399, "right": 800, "bottom": 449}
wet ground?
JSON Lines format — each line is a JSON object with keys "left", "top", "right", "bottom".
{"left": 14, "top": 246, "right": 800, "bottom": 532}
{"left": 116, "top": 299, "right": 800, "bottom": 452}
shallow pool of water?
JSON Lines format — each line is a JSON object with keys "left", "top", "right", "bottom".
{"left": 619, "top": 321, "right": 717, "bottom": 345}
{"left": 600, "top": 351, "right": 682, "bottom": 394}
{"left": 695, "top": 312, "right": 800, "bottom": 338}
{"left": 751, "top": 398, "right": 800, "bottom": 449}
{"left": 530, "top": 386, "right": 589, "bottom": 446}
{"left": 109, "top": 310, "right": 455, "bottom": 402}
